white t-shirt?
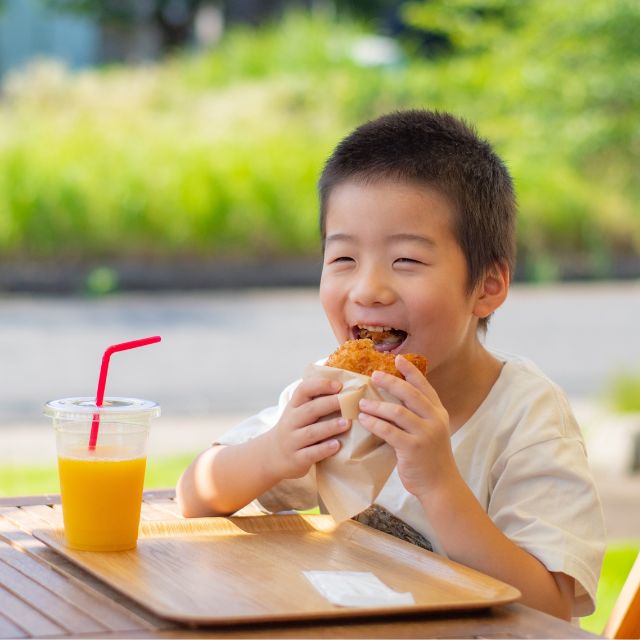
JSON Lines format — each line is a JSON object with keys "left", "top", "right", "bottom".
{"left": 216, "top": 351, "right": 606, "bottom": 616}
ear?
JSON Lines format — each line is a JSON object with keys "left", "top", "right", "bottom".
{"left": 472, "top": 261, "right": 510, "bottom": 319}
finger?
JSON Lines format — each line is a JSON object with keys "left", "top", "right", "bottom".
{"left": 297, "top": 437, "right": 342, "bottom": 466}
{"left": 394, "top": 356, "right": 440, "bottom": 403}
{"left": 296, "top": 416, "right": 351, "bottom": 448}
{"left": 358, "top": 412, "right": 406, "bottom": 449}
{"left": 371, "top": 369, "right": 434, "bottom": 416}
{"left": 294, "top": 392, "right": 343, "bottom": 428}
{"left": 359, "top": 398, "right": 419, "bottom": 434}
{"left": 395, "top": 354, "right": 435, "bottom": 395}
{"left": 290, "top": 377, "right": 341, "bottom": 408}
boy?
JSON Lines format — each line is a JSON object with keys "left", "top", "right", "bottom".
{"left": 177, "top": 110, "right": 605, "bottom": 621}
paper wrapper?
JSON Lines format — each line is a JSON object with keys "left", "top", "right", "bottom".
{"left": 303, "top": 571, "right": 414, "bottom": 607}
{"left": 304, "top": 363, "right": 398, "bottom": 523}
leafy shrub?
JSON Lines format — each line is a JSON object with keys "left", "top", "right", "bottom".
{"left": 608, "top": 371, "right": 640, "bottom": 414}
{"left": 0, "top": 7, "right": 638, "bottom": 269}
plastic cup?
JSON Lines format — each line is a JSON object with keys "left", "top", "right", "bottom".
{"left": 44, "top": 397, "right": 160, "bottom": 551}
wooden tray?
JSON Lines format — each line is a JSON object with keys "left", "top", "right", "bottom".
{"left": 34, "top": 515, "right": 520, "bottom": 625}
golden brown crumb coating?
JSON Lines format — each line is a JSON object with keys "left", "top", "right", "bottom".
{"left": 326, "top": 339, "right": 427, "bottom": 379}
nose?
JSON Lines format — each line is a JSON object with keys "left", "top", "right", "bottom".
{"left": 348, "top": 264, "right": 395, "bottom": 307}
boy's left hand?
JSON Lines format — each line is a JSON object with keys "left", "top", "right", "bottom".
{"left": 358, "top": 356, "right": 457, "bottom": 501}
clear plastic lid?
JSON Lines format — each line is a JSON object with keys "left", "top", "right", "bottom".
{"left": 44, "top": 397, "right": 160, "bottom": 420}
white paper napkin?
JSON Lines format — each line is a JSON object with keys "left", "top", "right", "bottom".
{"left": 303, "top": 570, "right": 415, "bottom": 608}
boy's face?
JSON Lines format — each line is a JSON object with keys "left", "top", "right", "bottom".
{"left": 320, "top": 180, "right": 481, "bottom": 374}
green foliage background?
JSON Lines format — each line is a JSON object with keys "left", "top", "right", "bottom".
{"left": 0, "top": 1, "right": 638, "bottom": 276}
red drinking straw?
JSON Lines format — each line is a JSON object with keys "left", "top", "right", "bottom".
{"left": 88, "top": 335, "right": 162, "bottom": 450}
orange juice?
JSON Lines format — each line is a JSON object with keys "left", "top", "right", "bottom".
{"left": 58, "top": 449, "right": 146, "bottom": 551}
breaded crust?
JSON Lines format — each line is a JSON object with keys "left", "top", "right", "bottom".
{"left": 326, "top": 339, "right": 427, "bottom": 379}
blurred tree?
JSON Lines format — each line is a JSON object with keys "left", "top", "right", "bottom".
{"left": 398, "top": 0, "right": 640, "bottom": 272}
{"left": 332, "top": 0, "right": 451, "bottom": 56}
{"left": 1, "top": 6, "right": 637, "bottom": 268}
{"left": 404, "top": 0, "right": 640, "bottom": 152}
{"left": 42, "top": 0, "right": 206, "bottom": 53}
{"left": 223, "top": 0, "right": 316, "bottom": 27}
{"left": 403, "top": 0, "right": 523, "bottom": 53}
{"left": 43, "top": 0, "right": 324, "bottom": 56}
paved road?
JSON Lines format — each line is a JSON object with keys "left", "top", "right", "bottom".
{"left": 0, "top": 281, "right": 637, "bottom": 423}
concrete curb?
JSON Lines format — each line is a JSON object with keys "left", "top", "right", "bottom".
{"left": 0, "top": 260, "right": 323, "bottom": 294}
{"left": 1, "top": 257, "right": 640, "bottom": 293}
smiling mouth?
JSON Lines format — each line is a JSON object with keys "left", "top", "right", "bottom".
{"left": 352, "top": 324, "right": 408, "bottom": 352}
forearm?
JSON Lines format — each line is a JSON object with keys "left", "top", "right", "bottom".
{"left": 421, "top": 473, "right": 573, "bottom": 620}
{"left": 177, "top": 434, "right": 278, "bottom": 517}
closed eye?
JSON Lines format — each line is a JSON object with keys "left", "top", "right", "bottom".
{"left": 330, "top": 256, "right": 354, "bottom": 263}
{"left": 394, "top": 258, "right": 424, "bottom": 265}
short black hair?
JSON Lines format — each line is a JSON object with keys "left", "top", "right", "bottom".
{"left": 318, "top": 110, "right": 516, "bottom": 330}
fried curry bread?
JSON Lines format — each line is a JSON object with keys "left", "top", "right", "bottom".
{"left": 326, "top": 339, "right": 427, "bottom": 379}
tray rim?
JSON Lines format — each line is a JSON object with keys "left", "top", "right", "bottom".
{"left": 33, "top": 514, "right": 521, "bottom": 626}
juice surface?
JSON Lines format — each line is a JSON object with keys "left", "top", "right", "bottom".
{"left": 58, "top": 450, "right": 146, "bottom": 551}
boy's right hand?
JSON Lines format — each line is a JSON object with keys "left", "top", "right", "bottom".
{"left": 264, "top": 378, "right": 350, "bottom": 481}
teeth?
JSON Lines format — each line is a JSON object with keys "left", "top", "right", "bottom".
{"left": 358, "top": 325, "right": 393, "bottom": 332}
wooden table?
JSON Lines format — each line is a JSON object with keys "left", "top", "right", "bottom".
{"left": 0, "top": 490, "right": 600, "bottom": 639}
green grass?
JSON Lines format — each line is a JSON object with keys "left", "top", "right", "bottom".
{"left": 0, "top": 453, "right": 197, "bottom": 496}
{"left": 608, "top": 370, "right": 640, "bottom": 414}
{"left": 0, "top": 457, "right": 637, "bottom": 635}
{"left": 581, "top": 542, "right": 639, "bottom": 634}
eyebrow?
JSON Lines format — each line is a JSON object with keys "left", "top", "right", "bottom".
{"left": 389, "top": 233, "right": 437, "bottom": 247}
{"left": 325, "top": 233, "right": 436, "bottom": 247}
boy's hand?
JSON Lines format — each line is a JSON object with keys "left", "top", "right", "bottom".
{"left": 357, "top": 356, "right": 457, "bottom": 501}
{"left": 265, "top": 377, "right": 350, "bottom": 481}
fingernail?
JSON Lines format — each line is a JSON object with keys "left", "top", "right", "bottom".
{"left": 359, "top": 398, "right": 371, "bottom": 409}
{"left": 371, "top": 371, "right": 383, "bottom": 382}
{"left": 338, "top": 418, "right": 348, "bottom": 428}
{"left": 331, "top": 381, "right": 342, "bottom": 391}
{"left": 358, "top": 412, "right": 370, "bottom": 422}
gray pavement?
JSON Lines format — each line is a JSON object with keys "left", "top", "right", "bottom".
{"left": 1, "top": 280, "right": 637, "bottom": 422}
{"left": 1, "top": 281, "right": 638, "bottom": 539}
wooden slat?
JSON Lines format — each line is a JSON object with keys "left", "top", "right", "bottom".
{"left": 0, "top": 554, "right": 107, "bottom": 634}
{"left": 84, "top": 602, "right": 600, "bottom": 639}
{"left": 0, "top": 611, "right": 28, "bottom": 639}
{"left": 143, "top": 488, "right": 176, "bottom": 501}
{"left": 0, "top": 505, "right": 168, "bottom": 631}
{"left": 0, "top": 512, "right": 43, "bottom": 548}
{"left": 0, "top": 504, "right": 61, "bottom": 533}
{"left": 140, "top": 502, "right": 179, "bottom": 522}
{"left": 0, "top": 541, "right": 152, "bottom": 633}
{"left": 0, "top": 489, "right": 175, "bottom": 509}
{"left": 144, "top": 496, "right": 266, "bottom": 519}
{"left": 142, "top": 498, "right": 183, "bottom": 520}
{"left": 36, "top": 504, "right": 64, "bottom": 527}
{"left": 0, "top": 509, "right": 95, "bottom": 578}
{"left": 0, "top": 510, "right": 173, "bottom": 632}
{"left": 0, "top": 507, "right": 71, "bottom": 569}
{"left": 0, "top": 495, "right": 60, "bottom": 508}
{"left": 0, "top": 583, "right": 63, "bottom": 637}
{"left": 0, "top": 506, "right": 55, "bottom": 533}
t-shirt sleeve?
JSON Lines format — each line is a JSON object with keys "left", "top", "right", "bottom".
{"left": 488, "top": 434, "right": 606, "bottom": 616}
{"left": 214, "top": 378, "right": 319, "bottom": 513}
